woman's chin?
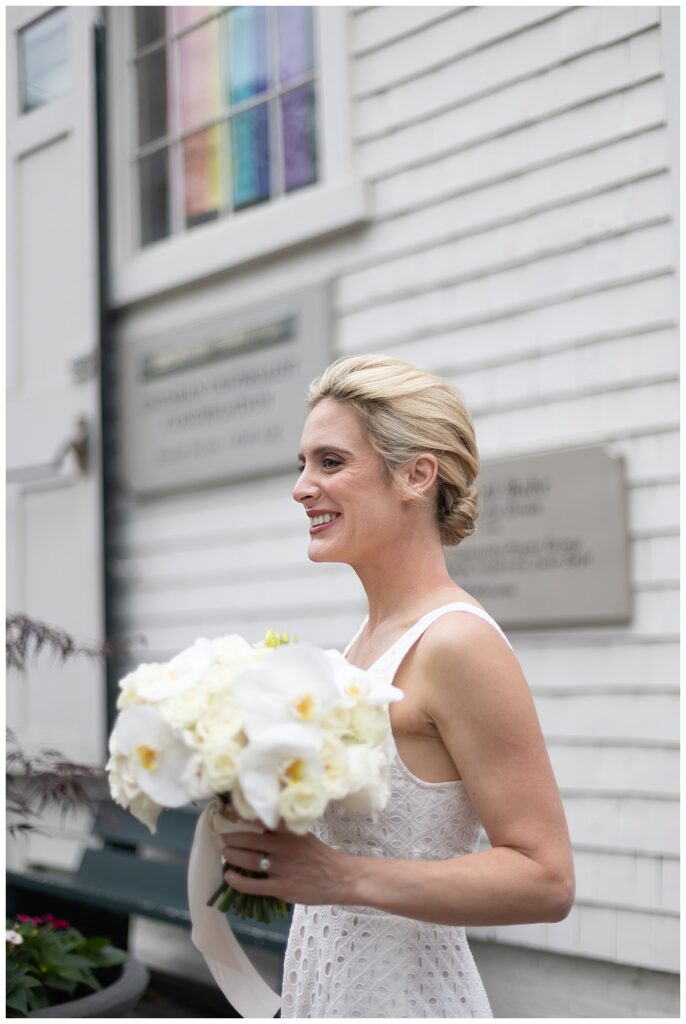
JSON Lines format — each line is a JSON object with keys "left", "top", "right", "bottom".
{"left": 308, "top": 539, "right": 345, "bottom": 564}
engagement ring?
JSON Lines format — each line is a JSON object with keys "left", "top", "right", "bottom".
{"left": 258, "top": 855, "right": 271, "bottom": 873}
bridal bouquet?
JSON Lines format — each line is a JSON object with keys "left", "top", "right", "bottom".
{"left": 106, "top": 629, "right": 402, "bottom": 922}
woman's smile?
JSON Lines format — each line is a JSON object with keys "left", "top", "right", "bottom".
{"left": 308, "top": 511, "right": 342, "bottom": 534}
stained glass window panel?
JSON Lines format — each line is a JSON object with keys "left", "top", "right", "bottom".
{"left": 277, "top": 7, "right": 314, "bottom": 85}
{"left": 19, "top": 8, "right": 69, "bottom": 113}
{"left": 134, "top": 8, "right": 167, "bottom": 51}
{"left": 282, "top": 83, "right": 317, "bottom": 192}
{"left": 227, "top": 6, "right": 269, "bottom": 106}
{"left": 136, "top": 49, "right": 167, "bottom": 146}
{"left": 183, "top": 126, "right": 223, "bottom": 228}
{"left": 231, "top": 104, "right": 270, "bottom": 209}
{"left": 139, "top": 148, "right": 170, "bottom": 246}
{"left": 179, "top": 20, "right": 221, "bottom": 133}
{"left": 175, "top": 7, "right": 214, "bottom": 32}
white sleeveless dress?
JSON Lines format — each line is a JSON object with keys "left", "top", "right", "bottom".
{"left": 281, "top": 602, "right": 513, "bottom": 1019}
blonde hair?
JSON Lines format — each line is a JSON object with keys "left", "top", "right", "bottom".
{"left": 307, "top": 354, "right": 479, "bottom": 546}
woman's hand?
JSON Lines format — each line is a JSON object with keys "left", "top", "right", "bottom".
{"left": 219, "top": 817, "right": 358, "bottom": 907}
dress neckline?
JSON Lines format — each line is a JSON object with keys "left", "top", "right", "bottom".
{"left": 343, "top": 600, "right": 496, "bottom": 672}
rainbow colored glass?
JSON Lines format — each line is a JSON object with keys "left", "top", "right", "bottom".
{"left": 135, "top": 6, "right": 318, "bottom": 245}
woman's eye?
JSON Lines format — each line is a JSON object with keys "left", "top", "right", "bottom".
{"left": 322, "top": 458, "right": 342, "bottom": 469}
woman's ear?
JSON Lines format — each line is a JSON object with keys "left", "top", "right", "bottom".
{"left": 404, "top": 453, "right": 439, "bottom": 499}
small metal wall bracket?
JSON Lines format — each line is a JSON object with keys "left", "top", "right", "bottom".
{"left": 7, "top": 417, "right": 90, "bottom": 483}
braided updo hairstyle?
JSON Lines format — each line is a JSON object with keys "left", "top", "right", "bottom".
{"left": 306, "top": 354, "right": 479, "bottom": 546}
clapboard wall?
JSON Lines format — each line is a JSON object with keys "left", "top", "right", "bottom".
{"left": 107, "top": 5, "right": 679, "bottom": 986}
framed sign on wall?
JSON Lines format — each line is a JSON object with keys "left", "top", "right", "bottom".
{"left": 119, "top": 286, "right": 328, "bottom": 497}
{"left": 446, "top": 445, "right": 631, "bottom": 628}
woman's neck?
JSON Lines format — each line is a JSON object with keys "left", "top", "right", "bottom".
{"left": 350, "top": 532, "right": 459, "bottom": 632}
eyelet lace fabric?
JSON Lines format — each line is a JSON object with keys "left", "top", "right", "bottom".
{"left": 281, "top": 604, "right": 510, "bottom": 1019}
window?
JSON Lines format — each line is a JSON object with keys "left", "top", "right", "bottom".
{"left": 18, "top": 7, "right": 69, "bottom": 113}
{"left": 133, "top": 6, "right": 318, "bottom": 247}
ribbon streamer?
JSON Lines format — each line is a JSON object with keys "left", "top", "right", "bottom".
{"left": 187, "top": 801, "right": 282, "bottom": 1018}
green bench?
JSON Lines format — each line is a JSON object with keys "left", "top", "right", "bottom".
{"left": 7, "top": 800, "right": 291, "bottom": 999}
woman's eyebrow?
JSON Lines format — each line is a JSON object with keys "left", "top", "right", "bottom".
{"left": 297, "top": 445, "right": 354, "bottom": 461}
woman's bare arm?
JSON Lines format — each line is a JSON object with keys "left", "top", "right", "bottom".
{"left": 350, "top": 613, "right": 576, "bottom": 925}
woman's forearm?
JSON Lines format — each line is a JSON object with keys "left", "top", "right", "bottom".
{"left": 346, "top": 846, "right": 573, "bottom": 927}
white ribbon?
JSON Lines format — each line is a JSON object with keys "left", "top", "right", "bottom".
{"left": 187, "top": 801, "right": 282, "bottom": 1019}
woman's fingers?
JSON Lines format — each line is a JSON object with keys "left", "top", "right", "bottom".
{"left": 221, "top": 845, "right": 265, "bottom": 873}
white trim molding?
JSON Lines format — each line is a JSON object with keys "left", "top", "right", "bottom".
{"left": 106, "top": 7, "right": 369, "bottom": 309}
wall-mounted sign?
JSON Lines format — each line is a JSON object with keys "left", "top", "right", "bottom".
{"left": 446, "top": 445, "right": 631, "bottom": 628}
{"left": 120, "top": 287, "right": 328, "bottom": 496}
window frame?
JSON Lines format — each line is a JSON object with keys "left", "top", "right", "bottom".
{"left": 107, "top": 6, "right": 369, "bottom": 308}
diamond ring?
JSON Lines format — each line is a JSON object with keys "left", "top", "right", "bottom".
{"left": 258, "top": 855, "right": 271, "bottom": 874}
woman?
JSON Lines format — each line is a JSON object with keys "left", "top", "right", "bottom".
{"left": 221, "top": 355, "right": 575, "bottom": 1018}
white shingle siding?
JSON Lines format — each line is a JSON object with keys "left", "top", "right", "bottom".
{"left": 108, "top": 6, "right": 678, "bottom": 977}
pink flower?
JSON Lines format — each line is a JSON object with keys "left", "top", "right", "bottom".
{"left": 41, "top": 913, "right": 69, "bottom": 929}
{"left": 16, "top": 914, "right": 33, "bottom": 923}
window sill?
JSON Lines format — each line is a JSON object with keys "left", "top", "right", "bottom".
{"left": 110, "top": 177, "right": 370, "bottom": 309}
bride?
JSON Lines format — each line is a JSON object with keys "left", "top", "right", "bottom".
{"left": 220, "top": 355, "right": 575, "bottom": 1018}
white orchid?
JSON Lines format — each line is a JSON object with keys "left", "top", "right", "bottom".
{"left": 108, "top": 705, "right": 194, "bottom": 810}
{"left": 326, "top": 648, "right": 404, "bottom": 708}
{"left": 136, "top": 638, "right": 215, "bottom": 701}
{"left": 237, "top": 723, "right": 324, "bottom": 829}
{"left": 233, "top": 645, "right": 342, "bottom": 737}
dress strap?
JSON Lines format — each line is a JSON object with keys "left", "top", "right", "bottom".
{"left": 342, "top": 618, "right": 366, "bottom": 657}
{"left": 374, "top": 602, "right": 513, "bottom": 681}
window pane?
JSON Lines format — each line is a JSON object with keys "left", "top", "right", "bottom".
{"left": 136, "top": 49, "right": 168, "bottom": 146}
{"left": 174, "top": 7, "right": 214, "bottom": 32}
{"left": 183, "top": 126, "right": 223, "bottom": 228}
{"left": 139, "top": 148, "right": 170, "bottom": 245}
{"left": 19, "top": 8, "right": 69, "bottom": 113}
{"left": 227, "top": 6, "right": 269, "bottom": 106}
{"left": 178, "top": 20, "right": 221, "bottom": 133}
{"left": 231, "top": 104, "right": 270, "bottom": 210}
{"left": 134, "top": 8, "right": 167, "bottom": 51}
{"left": 282, "top": 83, "right": 317, "bottom": 192}
{"left": 277, "top": 7, "right": 314, "bottom": 85}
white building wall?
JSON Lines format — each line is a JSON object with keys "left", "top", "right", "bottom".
{"left": 105, "top": 4, "right": 679, "bottom": 1004}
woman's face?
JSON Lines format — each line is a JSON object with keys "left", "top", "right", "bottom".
{"left": 293, "top": 398, "right": 401, "bottom": 565}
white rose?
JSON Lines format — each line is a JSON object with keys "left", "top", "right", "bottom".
{"left": 319, "top": 705, "right": 354, "bottom": 740}
{"left": 202, "top": 662, "right": 237, "bottom": 696}
{"left": 278, "top": 780, "right": 328, "bottom": 835}
{"left": 195, "top": 700, "right": 244, "bottom": 745}
{"left": 350, "top": 704, "right": 390, "bottom": 747}
{"left": 319, "top": 736, "right": 351, "bottom": 799}
{"left": 116, "top": 663, "right": 164, "bottom": 709}
{"left": 159, "top": 685, "right": 211, "bottom": 731}
{"left": 203, "top": 740, "right": 242, "bottom": 793}
{"left": 106, "top": 755, "right": 141, "bottom": 805}
{"left": 180, "top": 752, "right": 213, "bottom": 800}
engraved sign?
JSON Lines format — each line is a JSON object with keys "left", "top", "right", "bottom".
{"left": 446, "top": 446, "right": 631, "bottom": 628}
{"left": 120, "top": 287, "right": 328, "bottom": 496}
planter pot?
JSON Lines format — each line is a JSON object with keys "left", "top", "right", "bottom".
{"left": 27, "top": 956, "right": 150, "bottom": 1018}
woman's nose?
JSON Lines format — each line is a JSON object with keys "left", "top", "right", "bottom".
{"left": 292, "top": 468, "right": 319, "bottom": 504}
